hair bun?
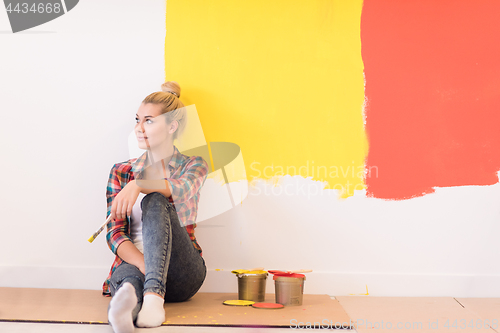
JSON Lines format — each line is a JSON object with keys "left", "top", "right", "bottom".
{"left": 161, "top": 81, "right": 181, "bottom": 98}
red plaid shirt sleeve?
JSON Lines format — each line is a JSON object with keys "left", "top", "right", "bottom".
{"left": 168, "top": 156, "right": 208, "bottom": 226}
{"left": 105, "top": 162, "right": 134, "bottom": 254}
{"left": 167, "top": 156, "right": 208, "bottom": 204}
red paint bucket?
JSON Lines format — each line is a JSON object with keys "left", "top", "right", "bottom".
{"left": 273, "top": 273, "right": 306, "bottom": 306}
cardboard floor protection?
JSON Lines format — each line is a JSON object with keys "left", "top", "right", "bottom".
{"left": 0, "top": 288, "right": 110, "bottom": 324}
{"left": 337, "top": 296, "right": 497, "bottom": 333}
{"left": 0, "top": 288, "right": 351, "bottom": 327}
{"left": 163, "top": 293, "right": 351, "bottom": 327}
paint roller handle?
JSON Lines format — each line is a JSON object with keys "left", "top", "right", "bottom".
{"left": 87, "top": 215, "right": 112, "bottom": 243}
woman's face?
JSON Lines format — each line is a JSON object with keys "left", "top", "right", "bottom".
{"left": 135, "top": 103, "right": 173, "bottom": 150}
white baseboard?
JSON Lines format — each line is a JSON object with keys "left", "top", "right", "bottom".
{"left": 0, "top": 266, "right": 110, "bottom": 290}
{"left": 1, "top": 266, "right": 498, "bottom": 297}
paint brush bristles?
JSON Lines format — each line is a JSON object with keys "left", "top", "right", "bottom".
{"left": 88, "top": 215, "right": 112, "bottom": 243}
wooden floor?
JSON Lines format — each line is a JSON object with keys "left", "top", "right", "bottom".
{"left": 0, "top": 324, "right": 318, "bottom": 333}
{"left": 338, "top": 296, "right": 500, "bottom": 333}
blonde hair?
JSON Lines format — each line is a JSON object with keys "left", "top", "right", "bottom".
{"left": 142, "top": 81, "right": 187, "bottom": 141}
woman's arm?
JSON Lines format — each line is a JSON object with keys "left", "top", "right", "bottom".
{"left": 106, "top": 163, "right": 156, "bottom": 275}
{"left": 165, "top": 157, "right": 208, "bottom": 204}
{"left": 110, "top": 179, "right": 172, "bottom": 220}
{"left": 110, "top": 179, "right": 169, "bottom": 275}
{"left": 136, "top": 179, "right": 172, "bottom": 197}
{"left": 106, "top": 163, "right": 133, "bottom": 256}
{"left": 116, "top": 240, "right": 145, "bottom": 274}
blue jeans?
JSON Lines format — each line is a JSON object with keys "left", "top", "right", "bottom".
{"left": 109, "top": 192, "right": 206, "bottom": 322}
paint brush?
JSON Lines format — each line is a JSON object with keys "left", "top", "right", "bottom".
{"left": 88, "top": 215, "right": 112, "bottom": 243}
{"left": 231, "top": 267, "right": 266, "bottom": 274}
{"left": 287, "top": 269, "right": 313, "bottom": 274}
{"left": 268, "top": 269, "right": 313, "bottom": 276}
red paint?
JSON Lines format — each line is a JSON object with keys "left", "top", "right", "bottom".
{"left": 252, "top": 302, "right": 285, "bottom": 309}
{"left": 272, "top": 273, "right": 305, "bottom": 280}
{"left": 362, "top": 0, "right": 500, "bottom": 199}
{"left": 269, "top": 270, "right": 306, "bottom": 279}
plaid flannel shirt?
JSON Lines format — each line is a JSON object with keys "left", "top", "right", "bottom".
{"left": 102, "top": 145, "right": 208, "bottom": 296}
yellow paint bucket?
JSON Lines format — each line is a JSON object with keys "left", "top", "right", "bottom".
{"left": 236, "top": 271, "right": 268, "bottom": 302}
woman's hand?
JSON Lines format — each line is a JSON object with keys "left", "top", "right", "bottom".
{"left": 110, "top": 180, "right": 141, "bottom": 221}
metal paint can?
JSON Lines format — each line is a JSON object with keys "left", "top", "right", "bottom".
{"left": 237, "top": 272, "right": 268, "bottom": 302}
{"left": 274, "top": 273, "right": 306, "bottom": 306}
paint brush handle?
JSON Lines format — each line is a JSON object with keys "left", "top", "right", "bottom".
{"left": 88, "top": 215, "right": 112, "bottom": 243}
{"left": 287, "top": 269, "right": 313, "bottom": 274}
{"left": 249, "top": 267, "right": 264, "bottom": 271}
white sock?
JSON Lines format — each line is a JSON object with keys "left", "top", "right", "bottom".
{"left": 108, "top": 282, "right": 137, "bottom": 333}
{"left": 136, "top": 294, "right": 166, "bottom": 328}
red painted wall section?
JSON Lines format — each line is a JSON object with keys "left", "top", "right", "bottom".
{"left": 362, "top": 0, "right": 500, "bottom": 200}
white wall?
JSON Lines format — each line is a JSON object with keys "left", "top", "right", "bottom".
{"left": 1, "top": 1, "right": 499, "bottom": 298}
{"left": 197, "top": 178, "right": 500, "bottom": 297}
{"left": 0, "top": 0, "right": 165, "bottom": 289}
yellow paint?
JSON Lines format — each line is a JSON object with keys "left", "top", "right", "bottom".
{"left": 207, "top": 142, "right": 216, "bottom": 173}
{"left": 166, "top": 0, "right": 367, "bottom": 198}
{"left": 223, "top": 300, "right": 255, "bottom": 306}
{"left": 348, "top": 284, "right": 370, "bottom": 296}
{"left": 231, "top": 269, "right": 267, "bottom": 275}
{"left": 174, "top": 104, "right": 207, "bottom": 152}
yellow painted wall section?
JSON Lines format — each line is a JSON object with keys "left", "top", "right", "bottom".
{"left": 165, "top": 0, "right": 367, "bottom": 198}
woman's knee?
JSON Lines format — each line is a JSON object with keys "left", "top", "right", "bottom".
{"left": 141, "top": 192, "right": 173, "bottom": 211}
{"left": 141, "top": 193, "right": 175, "bottom": 231}
{"left": 164, "top": 265, "right": 206, "bottom": 302}
{"left": 164, "top": 282, "right": 203, "bottom": 302}
{"left": 110, "top": 262, "right": 145, "bottom": 289}
{"left": 143, "top": 191, "right": 167, "bottom": 203}
{"left": 114, "top": 261, "right": 142, "bottom": 274}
